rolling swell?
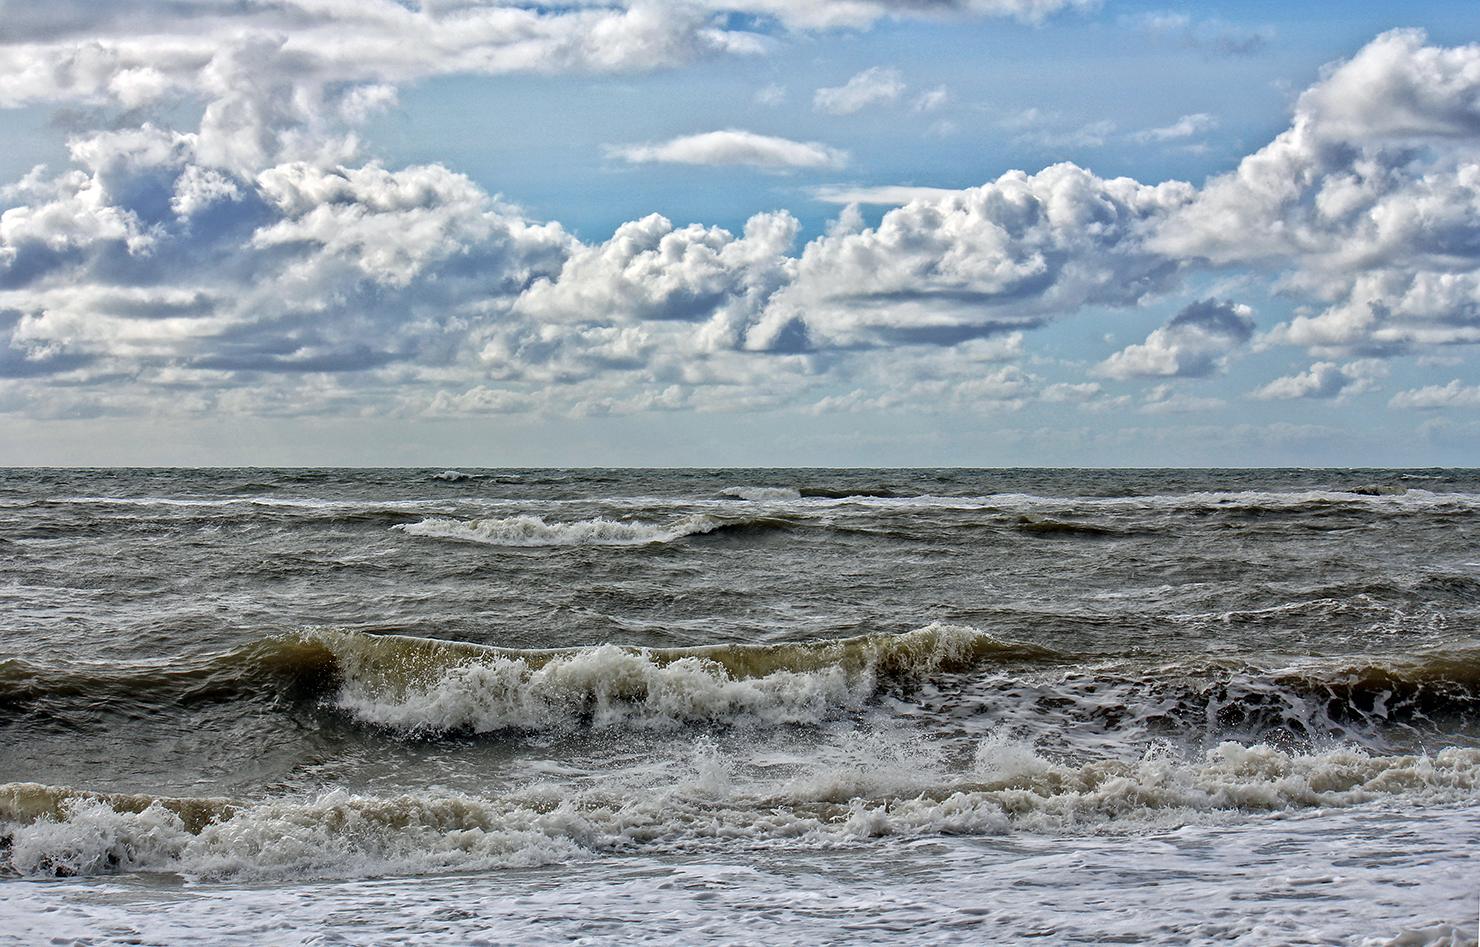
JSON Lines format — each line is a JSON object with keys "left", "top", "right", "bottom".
{"left": 0, "top": 638, "right": 339, "bottom": 723}
{"left": 6, "top": 629, "right": 1476, "bottom": 750}
{"left": 0, "top": 626, "right": 1048, "bottom": 734}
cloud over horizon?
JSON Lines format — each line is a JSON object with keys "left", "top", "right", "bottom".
{"left": 1, "top": 13, "right": 1479, "bottom": 464}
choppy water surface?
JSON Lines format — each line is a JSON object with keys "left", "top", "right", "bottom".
{"left": 1, "top": 468, "right": 1477, "bottom": 945}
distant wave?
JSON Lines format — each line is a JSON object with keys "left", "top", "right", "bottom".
{"left": 720, "top": 486, "right": 802, "bottom": 502}
{"left": 799, "top": 487, "right": 904, "bottom": 499}
{"left": 429, "top": 470, "right": 479, "bottom": 482}
{"left": 392, "top": 512, "right": 785, "bottom": 546}
{"left": 4, "top": 740, "right": 1476, "bottom": 879}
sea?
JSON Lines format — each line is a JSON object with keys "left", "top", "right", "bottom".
{"left": 1, "top": 467, "right": 1477, "bottom": 946}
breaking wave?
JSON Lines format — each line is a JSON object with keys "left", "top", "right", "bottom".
{"left": 392, "top": 513, "right": 734, "bottom": 546}
{"left": 721, "top": 486, "right": 803, "bottom": 502}
{"left": 6, "top": 629, "right": 1480, "bottom": 750}
{"left": 324, "top": 624, "right": 1039, "bottom": 733}
{"left": 4, "top": 740, "right": 1476, "bottom": 880}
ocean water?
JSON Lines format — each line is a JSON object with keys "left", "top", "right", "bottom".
{"left": 1, "top": 467, "right": 1477, "bottom": 946}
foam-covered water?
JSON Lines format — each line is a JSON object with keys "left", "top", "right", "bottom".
{"left": 1, "top": 468, "right": 1477, "bottom": 944}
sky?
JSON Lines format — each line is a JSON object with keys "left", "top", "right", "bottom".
{"left": 2, "top": 1, "right": 1480, "bottom": 466}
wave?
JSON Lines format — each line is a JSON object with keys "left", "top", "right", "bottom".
{"left": 799, "top": 487, "right": 905, "bottom": 499}
{"left": 0, "top": 638, "right": 339, "bottom": 717}
{"left": 721, "top": 486, "right": 802, "bottom": 502}
{"left": 390, "top": 512, "right": 792, "bottom": 546}
{"left": 6, "top": 629, "right": 1479, "bottom": 748}
{"left": 310, "top": 631, "right": 1480, "bottom": 743}
{"left": 4, "top": 739, "right": 1476, "bottom": 879}
{"left": 1012, "top": 513, "right": 1121, "bottom": 537}
{"left": 325, "top": 624, "right": 1042, "bottom": 733}
{"left": 872, "top": 486, "right": 1480, "bottom": 516}
{"left": 0, "top": 625, "right": 1047, "bottom": 733}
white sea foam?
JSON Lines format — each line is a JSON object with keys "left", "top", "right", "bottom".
{"left": 721, "top": 486, "right": 803, "bottom": 502}
{"left": 3, "top": 741, "right": 1478, "bottom": 882}
{"left": 5, "top": 809, "right": 1474, "bottom": 946}
{"left": 393, "top": 513, "right": 725, "bottom": 546}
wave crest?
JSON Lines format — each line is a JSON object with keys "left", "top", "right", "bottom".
{"left": 320, "top": 624, "right": 1034, "bottom": 733}
{"left": 721, "top": 486, "right": 802, "bottom": 502}
{"left": 393, "top": 513, "right": 728, "bottom": 546}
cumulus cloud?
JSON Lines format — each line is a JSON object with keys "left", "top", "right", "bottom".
{"left": 512, "top": 212, "right": 799, "bottom": 329}
{"left": 0, "top": 126, "right": 572, "bottom": 394}
{"left": 1388, "top": 379, "right": 1480, "bottom": 409}
{"left": 1158, "top": 29, "right": 1480, "bottom": 359}
{"left": 744, "top": 163, "right": 1193, "bottom": 351}
{"left": 1250, "top": 360, "right": 1388, "bottom": 400}
{"left": 0, "top": 0, "right": 1086, "bottom": 123}
{"left": 1041, "top": 381, "right": 1103, "bottom": 403}
{"left": 6, "top": 25, "right": 1480, "bottom": 426}
{"left": 1096, "top": 299, "right": 1254, "bottom": 379}
{"left": 0, "top": 9, "right": 768, "bottom": 176}
{"left": 813, "top": 67, "right": 905, "bottom": 114}
{"left": 607, "top": 130, "right": 847, "bottom": 168}
{"left": 0, "top": 1, "right": 1099, "bottom": 180}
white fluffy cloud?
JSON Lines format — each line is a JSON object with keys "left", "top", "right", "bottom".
{"left": 1158, "top": 29, "right": 1480, "bottom": 359}
{"left": 512, "top": 211, "right": 798, "bottom": 330}
{"left": 0, "top": 0, "right": 1099, "bottom": 183}
{"left": 1389, "top": 379, "right": 1480, "bottom": 409}
{"left": 608, "top": 130, "right": 847, "bottom": 168}
{"left": 5, "top": 25, "right": 1480, "bottom": 426}
{"left": 1096, "top": 299, "right": 1253, "bottom": 379}
{"left": 0, "top": 125, "right": 572, "bottom": 396}
{"left": 745, "top": 163, "right": 1193, "bottom": 351}
{"left": 1251, "top": 360, "right": 1388, "bottom": 400}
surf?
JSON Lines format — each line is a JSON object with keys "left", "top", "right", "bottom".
{"left": 4, "top": 738, "right": 1476, "bottom": 880}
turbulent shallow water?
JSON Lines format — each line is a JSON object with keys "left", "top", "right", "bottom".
{"left": 0, "top": 467, "right": 1477, "bottom": 945}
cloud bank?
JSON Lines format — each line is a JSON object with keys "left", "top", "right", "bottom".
{"left": 3, "top": 22, "right": 1480, "bottom": 430}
